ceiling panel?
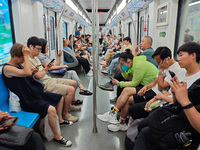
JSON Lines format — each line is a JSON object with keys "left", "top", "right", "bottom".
{"left": 77, "top": 0, "right": 116, "bottom": 24}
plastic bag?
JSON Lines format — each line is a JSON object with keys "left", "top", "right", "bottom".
{"left": 9, "top": 91, "right": 21, "bottom": 112}
{"left": 39, "top": 114, "right": 61, "bottom": 141}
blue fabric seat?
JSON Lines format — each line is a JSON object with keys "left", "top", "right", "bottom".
{"left": 0, "top": 74, "right": 39, "bottom": 128}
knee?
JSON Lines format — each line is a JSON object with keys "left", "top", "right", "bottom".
{"left": 48, "top": 106, "right": 57, "bottom": 117}
{"left": 67, "top": 86, "right": 75, "bottom": 95}
{"left": 71, "top": 80, "right": 77, "bottom": 88}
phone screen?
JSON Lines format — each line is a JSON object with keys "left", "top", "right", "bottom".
{"left": 0, "top": 117, "right": 19, "bottom": 128}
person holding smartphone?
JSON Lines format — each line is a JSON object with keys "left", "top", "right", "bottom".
{"left": 2, "top": 44, "right": 72, "bottom": 147}
{"left": 28, "top": 36, "right": 82, "bottom": 123}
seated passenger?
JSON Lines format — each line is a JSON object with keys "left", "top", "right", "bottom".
{"left": 27, "top": 36, "right": 80, "bottom": 123}
{"left": 132, "top": 42, "right": 200, "bottom": 150}
{"left": 63, "top": 36, "right": 93, "bottom": 76}
{"left": 100, "top": 46, "right": 182, "bottom": 132}
{"left": 0, "top": 110, "right": 46, "bottom": 150}
{"left": 132, "top": 36, "right": 157, "bottom": 67}
{"left": 99, "top": 36, "right": 156, "bottom": 101}
{"left": 2, "top": 44, "right": 72, "bottom": 147}
{"left": 38, "top": 38, "right": 92, "bottom": 97}
{"left": 98, "top": 49, "right": 158, "bottom": 123}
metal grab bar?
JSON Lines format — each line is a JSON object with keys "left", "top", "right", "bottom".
{"left": 92, "top": 0, "right": 98, "bottom": 133}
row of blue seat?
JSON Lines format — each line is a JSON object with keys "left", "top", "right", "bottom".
{"left": 0, "top": 73, "right": 39, "bottom": 128}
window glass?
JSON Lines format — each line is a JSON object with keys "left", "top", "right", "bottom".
{"left": 176, "top": 0, "right": 200, "bottom": 51}
{"left": 50, "top": 16, "right": 55, "bottom": 50}
{"left": 63, "top": 22, "right": 68, "bottom": 39}
{"left": 43, "top": 14, "right": 47, "bottom": 40}
{"left": 0, "top": 0, "right": 14, "bottom": 65}
{"left": 140, "top": 16, "right": 144, "bottom": 43}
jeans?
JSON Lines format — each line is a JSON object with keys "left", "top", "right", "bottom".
{"left": 106, "top": 58, "right": 118, "bottom": 75}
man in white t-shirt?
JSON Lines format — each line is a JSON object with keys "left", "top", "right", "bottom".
{"left": 98, "top": 46, "right": 182, "bottom": 132}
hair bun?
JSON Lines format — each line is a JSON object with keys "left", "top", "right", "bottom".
{"left": 125, "top": 49, "right": 131, "bottom": 53}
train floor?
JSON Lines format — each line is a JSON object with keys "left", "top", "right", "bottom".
{"left": 43, "top": 63, "right": 126, "bottom": 150}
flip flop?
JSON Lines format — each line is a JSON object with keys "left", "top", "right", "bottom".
{"left": 72, "top": 99, "right": 83, "bottom": 105}
{"left": 79, "top": 89, "right": 93, "bottom": 96}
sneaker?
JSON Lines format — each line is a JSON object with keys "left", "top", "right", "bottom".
{"left": 69, "top": 105, "right": 81, "bottom": 112}
{"left": 110, "top": 97, "right": 117, "bottom": 103}
{"left": 99, "top": 61, "right": 106, "bottom": 65}
{"left": 99, "top": 82, "right": 114, "bottom": 91}
{"left": 108, "top": 121, "right": 128, "bottom": 132}
{"left": 97, "top": 110, "right": 117, "bottom": 124}
{"left": 53, "top": 137, "right": 72, "bottom": 147}
{"left": 59, "top": 120, "right": 73, "bottom": 126}
{"left": 86, "top": 70, "right": 93, "bottom": 77}
{"left": 101, "top": 71, "right": 109, "bottom": 75}
{"left": 64, "top": 114, "right": 78, "bottom": 122}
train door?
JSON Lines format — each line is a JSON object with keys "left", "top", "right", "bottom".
{"left": 43, "top": 8, "right": 56, "bottom": 58}
{"left": 138, "top": 8, "right": 149, "bottom": 44}
{"left": 63, "top": 21, "right": 68, "bottom": 40}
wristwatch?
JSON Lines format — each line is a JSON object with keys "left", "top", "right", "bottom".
{"left": 158, "top": 71, "right": 164, "bottom": 75}
{"left": 182, "top": 103, "right": 193, "bottom": 109}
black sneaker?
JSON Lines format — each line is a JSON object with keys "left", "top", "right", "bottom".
{"left": 59, "top": 120, "right": 73, "bottom": 126}
{"left": 53, "top": 137, "right": 72, "bottom": 147}
{"left": 99, "top": 82, "right": 114, "bottom": 91}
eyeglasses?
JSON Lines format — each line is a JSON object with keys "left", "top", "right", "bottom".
{"left": 34, "top": 46, "right": 41, "bottom": 52}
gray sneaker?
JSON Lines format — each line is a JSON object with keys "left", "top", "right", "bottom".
{"left": 99, "top": 82, "right": 114, "bottom": 91}
{"left": 110, "top": 97, "right": 117, "bottom": 103}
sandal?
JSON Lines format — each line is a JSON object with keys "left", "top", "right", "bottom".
{"left": 79, "top": 89, "right": 93, "bottom": 96}
{"left": 71, "top": 99, "right": 83, "bottom": 105}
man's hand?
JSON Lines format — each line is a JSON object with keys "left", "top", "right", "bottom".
{"left": 170, "top": 76, "right": 189, "bottom": 106}
{"left": 31, "top": 66, "right": 39, "bottom": 75}
{"left": 159, "top": 58, "right": 170, "bottom": 71}
{"left": 111, "top": 78, "right": 120, "bottom": 86}
{"left": 58, "top": 50, "right": 63, "bottom": 57}
{"left": 138, "top": 86, "right": 147, "bottom": 96}
{"left": 145, "top": 98, "right": 156, "bottom": 112}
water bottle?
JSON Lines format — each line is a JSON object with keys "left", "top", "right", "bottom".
{"left": 144, "top": 100, "right": 166, "bottom": 111}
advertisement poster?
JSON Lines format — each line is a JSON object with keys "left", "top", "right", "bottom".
{"left": 0, "top": 0, "right": 13, "bottom": 65}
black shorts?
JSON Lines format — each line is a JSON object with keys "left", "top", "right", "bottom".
{"left": 133, "top": 89, "right": 156, "bottom": 104}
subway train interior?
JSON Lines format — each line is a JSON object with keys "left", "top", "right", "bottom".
{"left": 0, "top": 0, "right": 200, "bottom": 150}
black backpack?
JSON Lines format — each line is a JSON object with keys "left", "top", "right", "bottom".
{"left": 148, "top": 78, "right": 200, "bottom": 149}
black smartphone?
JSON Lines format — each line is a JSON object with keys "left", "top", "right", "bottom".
{"left": 48, "top": 58, "right": 55, "bottom": 66}
{"left": 0, "top": 117, "right": 19, "bottom": 128}
{"left": 169, "top": 70, "right": 176, "bottom": 78}
{"left": 109, "top": 76, "right": 113, "bottom": 79}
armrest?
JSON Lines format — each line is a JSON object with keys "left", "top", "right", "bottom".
{"left": 63, "top": 49, "right": 79, "bottom": 68}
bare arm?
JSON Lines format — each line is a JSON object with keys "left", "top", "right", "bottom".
{"left": 171, "top": 76, "right": 200, "bottom": 133}
{"left": 158, "top": 59, "right": 170, "bottom": 91}
{"left": 33, "top": 64, "right": 51, "bottom": 79}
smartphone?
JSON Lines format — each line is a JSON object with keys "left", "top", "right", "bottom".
{"left": 109, "top": 76, "right": 113, "bottom": 79}
{"left": 0, "top": 117, "right": 19, "bottom": 128}
{"left": 48, "top": 58, "right": 55, "bottom": 66}
{"left": 169, "top": 70, "right": 176, "bottom": 78}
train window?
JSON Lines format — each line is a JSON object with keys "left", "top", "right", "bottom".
{"left": 43, "top": 14, "right": 47, "bottom": 40}
{"left": 63, "top": 22, "right": 68, "bottom": 39}
{"left": 175, "top": 0, "right": 200, "bottom": 55}
{"left": 50, "top": 16, "right": 55, "bottom": 50}
{"left": 140, "top": 16, "right": 144, "bottom": 43}
{"left": 147, "top": 15, "right": 149, "bottom": 36}
{"left": 128, "top": 22, "right": 131, "bottom": 37}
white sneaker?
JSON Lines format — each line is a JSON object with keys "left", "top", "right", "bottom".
{"left": 86, "top": 70, "right": 93, "bottom": 77}
{"left": 97, "top": 110, "right": 117, "bottom": 123}
{"left": 108, "top": 122, "right": 128, "bottom": 132}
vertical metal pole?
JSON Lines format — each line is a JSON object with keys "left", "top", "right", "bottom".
{"left": 92, "top": 0, "right": 98, "bottom": 133}
{"left": 71, "top": 21, "right": 76, "bottom": 50}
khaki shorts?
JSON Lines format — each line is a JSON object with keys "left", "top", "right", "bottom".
{"left": 44, "top": 78, "right": 71, "bottom": 96}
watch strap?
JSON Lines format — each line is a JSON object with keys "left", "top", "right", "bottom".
{"left": 182, "top": 103, "right": 193, "bottom": 109}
